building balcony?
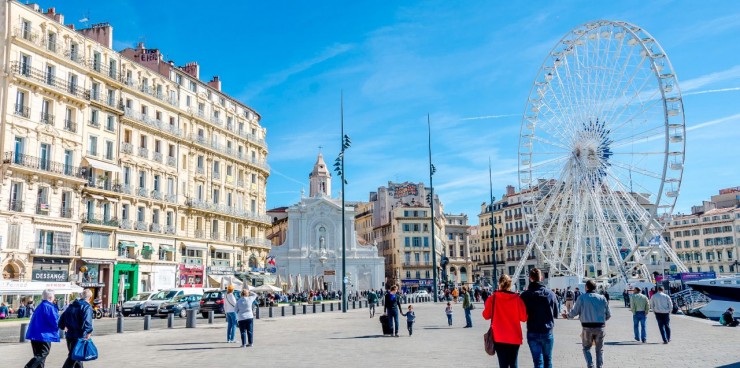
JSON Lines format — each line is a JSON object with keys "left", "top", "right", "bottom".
{"left": 166, "top": 156, "right": 176, "bottom": 167}
{"left": 138, "top": 147, "right": 148, "bottom": 159}
{"left": 153, "top": 152, "right": 163, "bottom": 163}
{"left": 123, "top": 108, "right": 182, "bottom": 138}
{"left": 151, "top": 223, "right": 162, "bottom": 233}
{"left": 151, "top": 190, "right": 163, "bottom": 200}
{"left": 82, "top": 214, "right": 119, "bottom": 227}
{"left": 210, "top": 232, "right": 220, "bottom": 241}
{"left": 213, "top": 171, "right": 221, "bottom": 180}
{"left": 243, "top": 237, "right": 272, "bottom": 247}
{"left": 9, "top": 61, "right": 88, "bottom": 101}
{"left": 165, "top": 225, "right": 176, "bottom": 235}
{"left": 185, "top": 199, "right": 271, "bottom": 224}
{"left": 61, "top": 207, "right": 74, "bottom": 219}
{"left": 3, "top": 152, "right": 87, "bottom": 180}
{"left": 8, "top": 200, "right": 23, "bottom": 212}
{"left": 135, "top": 221, "right": 149, "bottom": 231}
{"left": 165, "top": 194, "right": 177, "bottom": 203}
{"left": 61, "top": 119, "right": 77, "bottom": 133}
{"left": 32, "top": 243, "right": 72, "bottom": 257}
{"left": 88, "top": 119, "right": 100, "bottom": 129}
{"left": 182, "top": 257, "right": 203, "bottom": 265}
{"left": 36, "top": 202, "right": 51, "bottom": 216}
{"left": 120, "top": 219, "right": 132, "bottom": 230}
{"left": 196, "top": 167, "right": 205, "bottom": 175}
{"left": 137, "top": 187, "right": 149, "bottom": 198}
{"left": 212, "top": 259, "right": 231, "bottom": 267}
{"left": 189, "top": 133, "right": 270, "bottom": 174}
{"left": 40, "top": 112, "right": 54, "bottom": 125}
{"left": 14, "top": 104, "right": 30, "bottom": 118}
{"left": 194, "top": 229, "right": 205, "bottom": 239}
{"left": 122, "top": 142, "right": 133, "bottom": 154}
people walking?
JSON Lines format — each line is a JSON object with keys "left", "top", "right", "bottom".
{"left": 452, "top": 288, "right": 459, "bottom": 303}
{"left": 235, "top": 288, "right": 258, "bottom": 347}
{"left": 649, "top": 286, "right": 673, "bottom": 344}
{"left": 520, "top": 268, "right": 558, "bottom": 368}
{"left": 574, "top": 287, "right": 582, "bottom": 302}
{"left": 564, "top": 287, "right": 575, "bottom": 314}
{"left": 482, "top": 274, "right": 528, "bottom": 368}
{"left": 622, "top": 289, "right": 631, "bottom": 308}
{"left": 224, "top": 285, "right": 238, "bottom": 343}
{"left": 631, "top": 287, "right": 650, "bottom": 343}
{"left": 445, "top": 302, "right": 453, "bottom": 326}
{"left": 562, "top": 280, "right": 611, "bottom": 368}
{"left": 401, "top": 305, "right": 415, "bottom": 336}
{"left": 462, "top": 286, "right": 473, "bottom": 328}
{"left": 383, "top": 285, "right": 402, "bottom": 337}
{"left": 24, "top": 289, "right": 60, "bottom": 368}
{"left": 367, "top": 291, "right": 377, "bottom": 318}
{"left": 58, "top": 289, "right": 94, "bottom": 368}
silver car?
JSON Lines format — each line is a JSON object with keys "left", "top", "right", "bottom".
{"left": 121, "top": 291, "right": 157, "bottom": 317}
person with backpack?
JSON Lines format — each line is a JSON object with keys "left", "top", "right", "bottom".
{"left": 58, "top": 289, "right": 94, "bottom": 368}
{"left": 564, "top": 287, "right": 575, "bottom": 314}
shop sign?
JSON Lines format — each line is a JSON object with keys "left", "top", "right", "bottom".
{"left": 207, "top": 266, "right": 235, "bottom": 275}
{"left": 179, "top": 264, "right": 204, "bottom": 272}
{"left": 32, "top": 270, "right": 68, "bottom": 282}
{"left": 323, "top": 270, "right": 336, "bottom": 276}
{"left": 79, "top": 282, "right": 106, "bottom": 288}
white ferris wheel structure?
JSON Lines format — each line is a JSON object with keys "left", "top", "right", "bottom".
{"left": 514, "top": 20, "right": 689, "bottom": 284}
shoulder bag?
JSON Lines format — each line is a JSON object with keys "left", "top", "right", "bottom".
{"left": 483, "top": 293, "right": 496, "bottom": 356}
{"left": 71, "top": 338, "right": 99, "bottom": 361}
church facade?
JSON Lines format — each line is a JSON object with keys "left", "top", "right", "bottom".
{"left": 269, "top": 153, "right": 385, "bottom": 292}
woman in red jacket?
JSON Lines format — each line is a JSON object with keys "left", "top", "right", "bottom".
{"left": 483, "top": 274, "right": 528, "bottom": 368}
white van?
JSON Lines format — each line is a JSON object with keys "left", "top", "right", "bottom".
{"left": 142, "top": 288, "right": 204, "bottom": 316}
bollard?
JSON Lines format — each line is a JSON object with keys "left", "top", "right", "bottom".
{"left": 269, "top": 307, "right": 273, "bottom": 318}
{"left": 144, "top": 315, "right": 151, "bottom": 330}
{"left": 312, "top": 303, "right": 316, "bottom": 314}
{"left": 117, "top": 315, "right": 124, "bottom": 333}
{"left": 19, "top": 323, "right": 28, "bottom": 343}
{"left": 281, "top": 306, "right": 285, "bottom": 317}
{"left": 292, "top": 305, "right": 296, "bottom": 316}
{"left": 330, "top": 302, "right": 334, "bottom": 311}
{"left": 208, "top": 310, "right": 214, "bottom": 324}
{"left": 302, "top": 305, "right": 307, "bottom": 314}
{"left": 186, "top": 309, "right": 196, "bottom": 328}
{"left": 352, "top": 300, "right": 356, "bottom": 309}
{"left": 322, "top": 303, "right": 326, "bottom": 312}
{"left": 256, "top": 307, "right": 260, "bottom": 320}
{"left": 167, "top": 313, "right": 174, "bottom": 328}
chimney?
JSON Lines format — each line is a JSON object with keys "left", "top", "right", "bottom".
{"left": 207, "top": 76, "right": 222, "bottom": 91}
{"left": 180, "top": 62, "right": 200, "bottom": 80}
{"left": 506, "top": 185, "right": 515, "bottom": 196}
{"left": 78, "top": 22, "right": 113, "bottom": 49}
{"left": 43, "top": 7, "right": 64, "bottom": 24}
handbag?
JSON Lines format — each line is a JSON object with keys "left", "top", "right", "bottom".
{"left": 71, "top": 338, "right": 99, "bottom": 361}
{"left": 483, "top": 293, "right": 496, "bottom": 356}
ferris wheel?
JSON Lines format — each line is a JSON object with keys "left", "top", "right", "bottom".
{"left": 514, "top": 20, "right": 688, "bottom": 283}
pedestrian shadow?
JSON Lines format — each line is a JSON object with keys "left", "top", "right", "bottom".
{"left": 159, "top": 347, "right": 241, "bottom": 351}
{"left": 716, "top": 363, "right": 740, "bottom": 368}
{"left": 150, "top": 342, "right": 223, "bottom": 346}
{"left": 423, "top": 327, "right": 454, "bottom": 330}
{"left": 603, "top": 341, "right": 661, "bottom": 346}
{"left": 328, "top": 335, "right": 387, "bottom": 339}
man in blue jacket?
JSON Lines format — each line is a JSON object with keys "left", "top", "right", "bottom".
{"left": 59, "top": 289, "right": 94, "bottom": 368}
{"left": 25, "top": 289, "right": 60, "bottom": 368}
{"left": 520, "top": 268, "right": 559, "bottom": 368}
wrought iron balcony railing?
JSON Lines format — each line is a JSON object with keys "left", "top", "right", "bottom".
{"left": 3, "top": 152, "right": 86, "bottom": 179}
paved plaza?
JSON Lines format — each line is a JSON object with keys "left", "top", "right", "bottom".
{"left": 1, "top": 301, "right": 739, "bottom": 367}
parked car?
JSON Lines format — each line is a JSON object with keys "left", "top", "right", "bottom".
{"left": 413, "top": 290, "right": 429, "bottom": 298}
{"left": 199, "top": 289, "right": 241, "bottom": 319}
{"left": 121, "top": 291, "right": 156, "bottom": 317}
{"left": 142, "top": 288, "right": 204, "bottom": 316}
{"left": 157, "top": 294, "right": 203, "bottom": 318}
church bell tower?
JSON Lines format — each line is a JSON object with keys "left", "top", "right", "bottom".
{"left": 309, "top": 151, "right": 331, "bottom": 197}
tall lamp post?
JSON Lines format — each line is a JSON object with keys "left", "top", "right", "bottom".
{"left": 489, "top": 158, "right": 498, "bottom": 285}
{"left": 333, "top": 94, "right": 351, "bottom": 313}
{"left": 427, "top": 115, "right": 438, "bottom": 302}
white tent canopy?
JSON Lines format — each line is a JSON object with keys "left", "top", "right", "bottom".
{"left": 251, "top": 284, "right": 282, "bottom": 293}
{"left": 0, "top": 280, "right": 83, "bottom": 295}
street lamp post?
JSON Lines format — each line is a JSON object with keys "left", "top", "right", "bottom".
{"left": 333, "top": 93, "right": 351, "bottom": 313}
{"left": 427, "top": 115, "right": 438, "bottom": 302}
{"left": 489, "top": 158, "right": 498, "bottom": 285}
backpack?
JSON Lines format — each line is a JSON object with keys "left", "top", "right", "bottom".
{"left": 565, "top": 291, "right": 574, "bottom": 301}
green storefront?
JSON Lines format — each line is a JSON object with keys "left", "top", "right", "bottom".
{"left": 112, "top": 263, "right": 139, "bottom": 304}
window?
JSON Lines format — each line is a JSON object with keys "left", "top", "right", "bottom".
{"left": 122, "top": 204, "right": 129, "bottom": 220}
{"left": 88, "top": 136, "right": 98, "bottom": 156}
{"left": 46, "top": 64, "right": 55, "bottom": 85}
{"left": 83, "top": 232, "right": 110, "bottom": 249}
{"left": 189, "top": 81, "right": 197, "bottom": 92}
{"left": 137, "top": 207, "right": 145, "bottom": 222}
{"left": 405, "top": 237, "right": 410, "bottom": 247}
{"left": 152, "top": 209, "right": 160, "bottom": 224}
{"left": 106, "top": 114, "right": 115, "bottom": 131}
{"left": 104, "top": 141, "right": 114, "bottom": 160}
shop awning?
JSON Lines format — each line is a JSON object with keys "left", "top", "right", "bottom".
{"left": 119, "top": 241, "right": 137, "bottom": 248}
{"left": 0, "top": 280, "right": 83, "bottom": 295}
{"left": 159, "top": 245, "right": 175, "bottom": 252}
{"left": 207, "top": 275, "right": 246, "bottom": 289}
{"left": 183, "top": 243, "right": 207, "bottom": 250}
{"left": 105, "top": 197, "right": 119, "bottom": 203}
{"left": 87, "top": 194, "right": 104, "bottom": 200}
{"left": 84, "top": 157, "right": 122, "bottom": 174}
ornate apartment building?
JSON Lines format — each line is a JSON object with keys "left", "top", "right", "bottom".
{"left": 668, "top": 187, "right": 740, "bottom": 275}
{"left": 0, "top": 2, "right": 270, "bottom": 306}
{"left": 443, "top": 213, "right": 473, "bottom": 287}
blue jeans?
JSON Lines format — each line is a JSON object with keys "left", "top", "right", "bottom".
{"left": 655, "top": 313, "right": 671, "bottom": 342}
{"left": 238, "top": 318, "right": 253, "bottom": 346}
{"left": 464, "top": 307, "right": 472, "bottom": 327}
{"left": 633, "top": 311, "right": 647, "bottom": 341}
{"left": 226, "top": 312, "right": 237, "bottom": 342}
{"left": 388, "top": 310, "right": 399, "bottom": 335}
{"left": 527, "top": 332, "right": 554, "bottom": 368}
{"left": 446, "top": 314, "right": 452, "bottom": 326}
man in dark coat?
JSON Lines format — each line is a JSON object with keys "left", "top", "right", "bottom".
{"left": 520, "top": 268, "right": 559, "bottom": 368}
{"left": 59, "top": 289, "right": 94, "bottom": 368}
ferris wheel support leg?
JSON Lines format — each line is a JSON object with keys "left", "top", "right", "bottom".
{"left": 513, "top": 241, "right": 537, "bottom": 286}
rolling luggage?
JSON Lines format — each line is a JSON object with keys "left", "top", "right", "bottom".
{"left": 379, "top": 315, "right": 392, "bottom": 335}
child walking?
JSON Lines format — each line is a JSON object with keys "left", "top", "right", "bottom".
{"left": 402, "top": 305, "right": 416, "bottom": 335}
{"left": 445, "top": 302, "right": 453, "bottom": 326}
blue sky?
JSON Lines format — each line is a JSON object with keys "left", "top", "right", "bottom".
{"left": 40, "top": 1, "right": 740, "bottom": 219}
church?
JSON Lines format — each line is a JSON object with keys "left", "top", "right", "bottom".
{"left": 269, "top": 152, "right": 385, "bottom": 292}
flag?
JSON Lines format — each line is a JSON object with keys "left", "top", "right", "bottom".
{"left": 267, "top": 256, "right": 276, "bottom": 266}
